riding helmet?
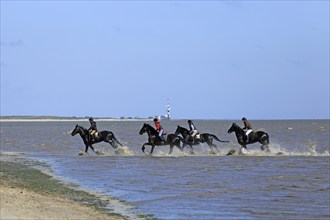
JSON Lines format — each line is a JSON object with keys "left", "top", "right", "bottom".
{"left": 89, "top": 117, "right": 94, "bottom": 121}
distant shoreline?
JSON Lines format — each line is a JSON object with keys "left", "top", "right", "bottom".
{"left": 0, "top": 118, "right": 152, "bottom": 122}
{"left": 0, "top": 116, "right": 328, "bottom": 122}
{"left": 0, "top": 116, "right": 152, "bottom": 122}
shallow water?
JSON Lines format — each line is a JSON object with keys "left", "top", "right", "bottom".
{"left": 1, "top": 120, "right": 329, "bottom": 219}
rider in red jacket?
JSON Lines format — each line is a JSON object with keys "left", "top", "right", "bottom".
{"left": 154, "top": 118, "right": 165, "bottom": 141}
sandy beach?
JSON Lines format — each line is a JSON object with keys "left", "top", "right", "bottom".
{"left": 0, "top": 154, "right": 126, "bottom": 220}
{"left": 0, "top": 186, "right": 124, "bottom": 220}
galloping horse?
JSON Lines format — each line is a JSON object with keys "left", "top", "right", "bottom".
{"left": 139, "top": 123, "right": 184, "bottom": 155}
{"left": 175, "top": 125, "right": 228, "bottom": 152}
{"left": 227, "top": 123, "right": 270, "bottom": 152}
{"left": 71, "top": 125, "right": 122, "bottom": 154}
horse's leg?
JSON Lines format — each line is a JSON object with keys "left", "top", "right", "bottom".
{"left": 169, "top": 145, "right": 174, "bottom": 154}
{"left": 89, "top": 145, "right": 96, "bottom": 152}
{"left": 173, "top": 139, "right": 182, "bottom": 152}
{"left": 106, "top": 137, "right": 119, "bottom": 149}
{"left": 261, "top": 143, "right": 270, "bottom": 152}
{"left": 205, "top": 137, "right": 217, "bottom": 152}
{"left": 260, "top": 134, "right": 270, "bottom": 152}
{"left": 177, "top": 142, "right": 183, "bottom": 152}
{"left": 114, "top": 137, "right": 123, "bottom": 146}
{"left": 141, "top": 143, "right": 150, "bottom": 153}
{"left": 84, "top": 145, "right": 89, "bottom": 153}
{"left": 188, "top": 144, "right": 194, "bottom": 154}
{"left": 211, "top": 143, "right": 220, "bottom": 153}
{"left": 107, "top": 140, "right": 117, "bottom": 149}
{"left": 237, "top": 145, "right": 247, "bottom": 155}
{"left": 150, "top": 145, "right": 155, "bottom": 154}
{"left": 207, "top": 141, "right": 219, "bottom": 154}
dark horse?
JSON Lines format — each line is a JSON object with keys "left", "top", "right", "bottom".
{"left": 227, "top": 123, "right": 270, "bottom": 152}
{"left": 139, "top": 123, "right": 185, "bottom": 155}
{"left": 71, "top": 125, "right": 122, "bottom": 154}
{"left": 175, "top": 125, "right": 228, "bottom": 153}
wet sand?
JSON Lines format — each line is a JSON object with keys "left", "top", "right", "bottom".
{"left": 0, "top": 154, "right": 126, "bottom": 220}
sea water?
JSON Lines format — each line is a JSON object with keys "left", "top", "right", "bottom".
{"left": 1, "top": 120, "right": 329, "bottom": 219}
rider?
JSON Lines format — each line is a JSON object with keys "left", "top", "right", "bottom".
{"left": 187, "top": 120, "right": 199, "bottom": 142}
{"left": 153, "top": 118, "right": 165, "bottom": 142}
{"left": 242, "top": 117, "right": 252, "bottom": 142}
{"left": 88, "top": 117, "right": 98, "bottom": 141}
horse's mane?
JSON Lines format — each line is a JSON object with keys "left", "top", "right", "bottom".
{"left": 178, "top": 125, "right": 189, "bottom": 132}
{"left": 77, "top": 124, "right": 88, "bottom": 132}
{"left": 145, "top": 123, "right": 158, "bottom": 133}
{"left": 232, "top": 123, "right": 243, "bottom": 131}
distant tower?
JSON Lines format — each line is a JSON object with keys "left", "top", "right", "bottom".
{"left": 166, "top": 99, "right": 171, "bottom": 120}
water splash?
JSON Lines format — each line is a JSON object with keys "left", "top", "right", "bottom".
{"left": 114, "top": 146, "right": 135, "bottom": 156}
{"left": 231, "top": 143, "right": 330, "bottom": 157}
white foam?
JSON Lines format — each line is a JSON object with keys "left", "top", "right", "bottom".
{"left": 114, "top": 146, "right": 135, "bottom": 156}
{"left": 232, "top": 143, "right": 330, "bottom": 157}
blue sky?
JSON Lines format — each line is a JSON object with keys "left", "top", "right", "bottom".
{"left": 1, "top": 1, "right": 329, "bottom": 119}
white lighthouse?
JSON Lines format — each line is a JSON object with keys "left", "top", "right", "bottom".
{"left": 159, "top": 99, "right": 171, "bottom": 120}
{"left": 166, "top": 99, "right": 171, "bottom": 120}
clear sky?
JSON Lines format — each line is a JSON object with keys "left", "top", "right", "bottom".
{"left": 1, "top": 1, "right": 329, "bottom": 119}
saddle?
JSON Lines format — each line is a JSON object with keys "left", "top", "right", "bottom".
{"left": 89, "top": 131, "right": 99, "bottom": 142}
{"left": 151, "top": 134, "right": 166, "bottom": 144}
{"left": 187, "top": 133, "right": 200, "bottom": 143}
{"left": 160, "top": 134, "right": 167, "bottom": 143}
{"left": 244, "top": 130, "right": 253, "bottom": 142}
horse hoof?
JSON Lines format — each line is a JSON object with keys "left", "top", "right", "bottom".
{"left": 78, "top": 152, "right": 87, "bottom": 156}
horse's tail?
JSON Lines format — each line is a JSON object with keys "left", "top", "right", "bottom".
{"left": 210, "top": 134, "right": 229, "bottom": 143}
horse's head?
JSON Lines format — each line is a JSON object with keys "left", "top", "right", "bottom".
{"left": 71, "top": 124, "right": 79, "bottom": 136}
{"left": 175, "top": 125, "right": 188, "bottom": 135}
{"left": 175, "top": 125, "right": 185, "bottom": 135}
{"left": 139, "top": 123, "right": 148, "bottom": 135}
{"left": 227, "top": 123, "right": 237, "bottom": 134}
{"left": 71, "top": 124, "right": 86, "bottom": 136}
{"left": 174, "top": 126, "right": 181, "bottom": 135}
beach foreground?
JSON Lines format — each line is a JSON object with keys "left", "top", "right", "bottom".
{"left": 0, "top": 186, "right": 123, "bottom": 220}
{"left": 0, "top": 155, "right": 126, "bottom": 220}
